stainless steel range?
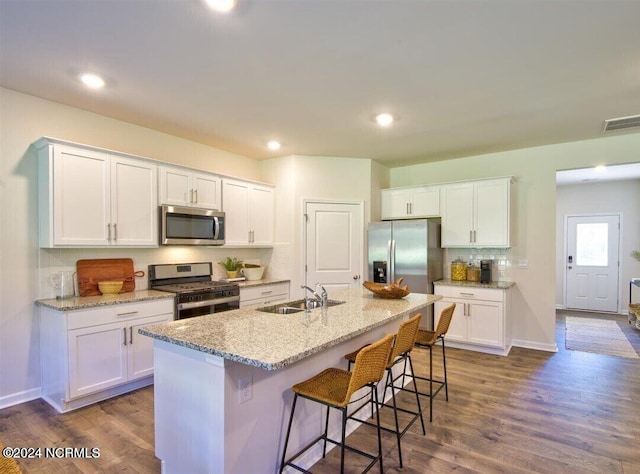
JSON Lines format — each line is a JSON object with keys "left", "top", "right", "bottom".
{"left": 149, "top": 262, "right": 240, "bottom": 319}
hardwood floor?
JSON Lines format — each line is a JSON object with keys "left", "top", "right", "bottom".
{"left": 1, "top": 312, "right": 639, "bottom": 473}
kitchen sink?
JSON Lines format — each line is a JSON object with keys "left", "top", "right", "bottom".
{"left": 257, "top": 299, "right": 345, "bottom": 314}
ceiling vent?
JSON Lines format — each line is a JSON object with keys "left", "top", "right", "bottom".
{"left": 602, "top": 114, "right": 640, "bottom": 132}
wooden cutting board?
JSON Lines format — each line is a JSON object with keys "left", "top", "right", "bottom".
{"left": 77, "top": 258, "right": 140, "bottom": 296}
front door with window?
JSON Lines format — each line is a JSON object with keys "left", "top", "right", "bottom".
{"left": 566, "top": 214, "right": 620, "bottom": 312}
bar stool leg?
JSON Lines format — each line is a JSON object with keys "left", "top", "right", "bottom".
{"left": 373, "top": 384, "right": 384, "bottom": 474}
{"left": 407, "top": 355, "right": 426, "bottom": 435}
{"left": 387, "top": 369, "right": 403, "bottom": 468}
{"left": 323, "top": 406, "right": 330, "bottom": 457}
{"left": 280, "top": 394, "right": 298, "bottom": 474}
{"left": 340, "top": 407, "right": 347, "bottom": 474}
{"left": 429, "top": 345, "right": 433, "bottom": 422}
{"left": 442, "top": 338, "right": 449, "bottom": 401}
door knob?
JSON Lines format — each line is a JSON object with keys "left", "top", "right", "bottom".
{"left": 353, "top": 275, "right": 360, "bottom": 280}
{"left": 568, "top": 266, "right": 572, "bottom": 270}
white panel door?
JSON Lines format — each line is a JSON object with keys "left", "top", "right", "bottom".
{"left": 192, "top": 173, "right": 222, "bottom": 210}
{"left": 566, "top": 214, "right": 620, "bottom": 312}
{"left": 222, "top": 180, "right": 250, "bottom": 245}
{"left": 128, "top": 314, "right": 172, "bottom": 381}
{"left": 159, "top": 166, "right": 191, "bottom": 206}
{"left": 53, "top": 146, "right": 110, "bottom": 245}
{"left": 305, "top": 201, "right": 363, "bottom": 292}
{"left": 111, "top": 157, "right": 157, "bottom": 246}
{"left": 68, "top": 322, "right": 127, "bottom": 399}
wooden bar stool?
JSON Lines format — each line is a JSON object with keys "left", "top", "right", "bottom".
{"left": 343, "top": 313, "right": 424, "bottom": 468}
{"left": 279, "top": 333, "right": 394, "bottom": 474}
{"left": 413, "top": 303, "right": 456, "bottom": 422}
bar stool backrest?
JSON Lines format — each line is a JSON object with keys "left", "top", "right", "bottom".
{"left": 435, "top": 303, "right": 456, "bottom": 338}
{"left": 387, "top": 313, "right": 422, "bottom": 366}
{"left": 346, "top": 333, "right": 395, "bottom": 403}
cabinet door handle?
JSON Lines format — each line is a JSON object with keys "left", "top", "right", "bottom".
{"left": 473, "top": 230, "right": 476, "bottom": 243}
{"left": 129, "top": 326, "right": 133, "bottom": 345}
{"left": 108, "top": 224, "right": 112, "bottom": 241}
{"left": 190, "top": 189, "right": 194, "bottom": 203}
{"left": 406, "top": 203, "right": 410, "bottom": 215}
{"left": 114, "top": 223, "right": 117, "bottom": 241}
{"left": 194, "top": 189, "right": 198, "bottom": 204}
{"left": 467, "top": 303, "right": 471, "bottom": 316}
{"left": 123, "top": 327, "right": 127, "bottom": 346}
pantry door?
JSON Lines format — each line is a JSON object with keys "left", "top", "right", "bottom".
{"left": 566, "top": 214, "right": 620, "bottom": 312}
{"left": 304, "top": 201, "right": 363, "bottom": 292}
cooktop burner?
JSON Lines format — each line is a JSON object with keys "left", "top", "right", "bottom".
{"left": 153, "top": 280, "right": 237, "bottom": 294}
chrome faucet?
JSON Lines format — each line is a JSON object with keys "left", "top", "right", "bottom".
{"left": 301, "top": 284, "right": 328, "bottom": 310}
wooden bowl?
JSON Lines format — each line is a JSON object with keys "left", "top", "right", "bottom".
{"left": 98, "top": 281, "right": 123, "bottom": 295}
{"left": 363, "top": 278, "right": 410, "bottom": 299}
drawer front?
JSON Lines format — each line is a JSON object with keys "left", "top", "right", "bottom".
{"left": 435, "top": 285, "right": 505, "bottom": 302}
{"left": 240, "top": 283, "right": 289, "bottom": 303}
{"left": 67, "top": 299, "right": 174, "bottom": 330}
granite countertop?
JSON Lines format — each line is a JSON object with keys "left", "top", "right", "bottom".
{"left": 236, "top": 279, "right": 290, "bottom": 289}
{"left": 435, "top": 279, "right": 515, "bottom": 289}
{"left": 139, "top": 287, "right": 441, "bottom": 370}
{"left": 35, "top": 289, "right": 175, "bottom": 311}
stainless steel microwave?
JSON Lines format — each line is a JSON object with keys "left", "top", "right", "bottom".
{"left": 160, "top": 205, "right": 225, "bottom": 246}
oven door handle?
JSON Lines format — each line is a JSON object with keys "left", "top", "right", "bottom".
{"left": 177, "top": 296, "right": 240, "bottom": 311}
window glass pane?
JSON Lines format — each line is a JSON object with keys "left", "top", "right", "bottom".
{"left": 576, "top": 223, "right": 608, "bottom": 266}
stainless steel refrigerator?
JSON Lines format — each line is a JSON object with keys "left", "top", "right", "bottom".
{"left": 368, "top": 219, "right": 443, "bottom": 327}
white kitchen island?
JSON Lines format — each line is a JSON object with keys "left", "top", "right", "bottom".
{"left": 139, "top": 287, "right": 441, "bottom": 474}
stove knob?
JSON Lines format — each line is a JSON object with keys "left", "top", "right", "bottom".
{"left": 197, "top": 294, "right": 203, "bottom": 302}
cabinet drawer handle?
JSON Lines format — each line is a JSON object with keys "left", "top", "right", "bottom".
{"left": 117, "top": 311, "right": 139, "bottom": 317}
{"left": 460, "top": 292, "right": 475, "bottom": 296}
{"left": 123, "top": 327, "right": 127, "bottom": 346}
{"left": 261, "top": 290, "right": 273, "bottom": 296}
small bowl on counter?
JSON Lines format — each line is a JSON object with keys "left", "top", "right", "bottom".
{"left": 98, "top": 281, "right": 124, "bottom": 295}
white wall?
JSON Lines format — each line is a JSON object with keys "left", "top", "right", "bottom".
{"left": 555, "top": 179, "right": 640, "bottom": 309}
{"left": 0, "top": 88, "right": 271, "bottom": 407}
{"left": 389, "top": 132, "right": 640, "bottom": 352}
{"left": 263, "top": 155, "right": 378, "bottom": 299}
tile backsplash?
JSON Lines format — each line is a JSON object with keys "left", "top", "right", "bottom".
{"left": 37, "top": 246, "right": 285, "bottom": 300}
{"left": 443, "top": 248, "right": 512, "bottom": 281}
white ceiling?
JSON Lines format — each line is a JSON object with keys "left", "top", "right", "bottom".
{"left": 2, "top": 0, "right": 640, "bottom": 167}
{"left": 556, "top": 163, "right": 640, "bottom": 185}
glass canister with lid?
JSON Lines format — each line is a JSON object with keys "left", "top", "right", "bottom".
{"left": 466, "top": 262, "right": 480, "bottom": 281}
{"left": 451, "top": 258, "right": 467, "bottom": 281}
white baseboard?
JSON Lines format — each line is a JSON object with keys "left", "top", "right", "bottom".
{"left": 0, "top": 387, "right": 41, "bottom": 410}
{"left": 512, "top": 339, "right": 558, "bottom": 353}
{"left": 556, "top": 304, "right": 566, "bottom": 310}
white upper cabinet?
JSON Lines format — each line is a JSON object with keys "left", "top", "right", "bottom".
{"left": 381, "top": 185, "right": 440, "bottom": 220}
{"left": 159, "top": 166, "right": 221, "bottom": 210}
{"left": 222, "top": 178, "right": 274, "bottom": 246}
{"left": 441, "top": 177, "right": 511, "bottom": 248}
{"left": 37, "top": 139, "right": 158, "bottom": 248}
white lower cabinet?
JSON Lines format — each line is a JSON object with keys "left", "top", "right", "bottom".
{"left": 240, "top": 282, "right": 290, "bottom": 307}
{"left": 40, "top": 298, "right": 174, "bottom": 413}
{"left": 434, "top": 284, "right": 512, "bottom": 355}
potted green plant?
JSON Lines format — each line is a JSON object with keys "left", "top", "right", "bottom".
{"left": 632, "top": 250, "right": 640, "bottom": 261}
{"left": 219, "top": 257, "right": 243, "bottom": 279}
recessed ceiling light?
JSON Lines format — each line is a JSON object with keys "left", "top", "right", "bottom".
{"left": 79, "top": 73, "right": 105, "bottom": 89}
{"left": 595, "top": 165, "right": 606, "bottom": 172}
{"left": 375, "top": 113, "right": 394, "bottom": 127}
{"left": 204, "top": 0, "right": 237, "bottom": 12}
{"left": 267, "top": 140, "right": 281, "bottom": 151}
